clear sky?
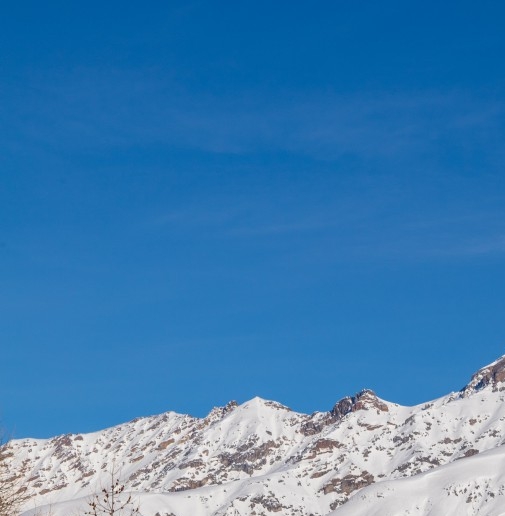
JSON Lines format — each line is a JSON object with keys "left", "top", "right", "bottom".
{"left": 1, "top": 1, "right": 505, "bottom": 438}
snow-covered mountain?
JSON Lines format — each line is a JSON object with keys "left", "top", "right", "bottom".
{"left": 8, "top": 355, "right": 505, "bottom": 516}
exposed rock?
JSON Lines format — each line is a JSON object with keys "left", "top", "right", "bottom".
{"left": 205, "top": 401, "right": 239, "bottom": 422}
{"left": 218, "top": 440, "right": 281, "bottom": 473}
{"left": 331, "top": 389, "right": 389, "bottom": 419}
{"left": 7, "top": 354, "right": 505, "bottom": 516}
{"left": 249, "top": 494, "right": 283, "bottom": 512}
{"left": 461, "top": 355, "right": 505, "bottom": 396}
{"left": 322, "top": 471, "right": 375, "bottom": 495}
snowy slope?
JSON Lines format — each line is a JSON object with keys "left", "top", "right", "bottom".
{"left": 9, "top": 355, "right": 505, "bottom": 516}
{"left": 331, "top": 445, "right": 505, "bottom": 516}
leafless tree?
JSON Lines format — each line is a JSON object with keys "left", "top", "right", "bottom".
{"left": 0, "top": 438, "right": 26, "bottom": 516}
{"left": 85, "top": 464, "right": 140, "bottom": 516}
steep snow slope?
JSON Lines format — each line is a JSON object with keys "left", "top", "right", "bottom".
{"left": 9, "top": 355, "right": 505, "bottom": 516}
{"left": 331, "top": 445, "right": 505, "bottom": 516}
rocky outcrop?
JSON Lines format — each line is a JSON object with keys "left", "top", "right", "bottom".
{"left": 322, "top": 471, "right": 375, "bottom": 495}
{"left": 330, "top": 389, "right": 389, "bottom": 419}
{"left": 9, "top": 354, "right": 505, "bottom": 516}
{"left": 204, "top": 401, "right": 238, "bottom": 422}
{"left": 461, "top": 355, "right": 505, "bottom": 396}
{"left": 299, "top": 390, "right": 389, "bottom": 437}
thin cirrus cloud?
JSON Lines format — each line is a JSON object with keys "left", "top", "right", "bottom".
{"left": 145, "top": 188, "right": 505, "bottom": 263}
{"left": 6, "top": 68, "right": 505, "bottom": 262}
{"left": 3, "top": 68, "right": 504, "bottom": 163}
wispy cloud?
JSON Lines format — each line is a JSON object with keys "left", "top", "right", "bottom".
{"left": 6, "top": 67, "right": 505, "bottom": 263}
{"left": 143, "top": 180, "right": 505, "bottom": 264}
{"left": 422, "top": 234, "right": 505, "bottom": 258}
{"left": 3, "top": 68, "right": 504, "bottom": 164}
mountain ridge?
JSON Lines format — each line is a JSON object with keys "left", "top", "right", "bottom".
{"left": 9, "top": 354, "right": 505, "bottom": 516}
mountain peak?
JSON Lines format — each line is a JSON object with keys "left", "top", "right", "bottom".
{"left": 205, "top": 400, "right": 238, "bottom": 422}
{"left": 9, "top": 354, "right": 505, "bottom": 516}
{"left": 242, "top": 396, "right": 292, "bottom": 411}
{"left": 461, "top": 354, "right": 505, "bottom": 397}
{"left": 331, "top": 389, "right": 389, "bottom": 419}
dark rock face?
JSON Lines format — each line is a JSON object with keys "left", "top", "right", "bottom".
{"left": 322, "top": 471, "right": 375, "bottom": 495}
{"left": 205, "top": 401, "right": 239, "bottom": 422}
{"left": 331, "top": 389, "right": 389, "bottom": 419}
{"left": 461, "top": 355, "right": 505, "bottom": 396}
{"left": 249, "top": 494, "right": 283, "bottom": 513}
{"left": 218, "top": 439, "right": 281, "bottom": 474}
{"left": 299, "top": 390, "right": 388, "bottom": 437}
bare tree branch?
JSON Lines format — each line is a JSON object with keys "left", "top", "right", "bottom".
{"left": 0, "top": 438, "right": 27, "bottom": 516}
{"left": 85, "top": 463, "right": 140, "bottom": 516}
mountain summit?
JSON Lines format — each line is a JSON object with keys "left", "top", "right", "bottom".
{"left": 461, "top": 354, "right": 505, "bottom": 396}
{"left": 9, "top": 354, "right": 505, "bottom": 516}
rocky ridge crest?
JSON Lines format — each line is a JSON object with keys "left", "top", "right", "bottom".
{"left": 8, "top": 354, "right": 505, "bottom": 516}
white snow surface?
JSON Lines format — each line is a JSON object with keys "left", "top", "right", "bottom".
{"left": 8, "top": 355, "right": 505, "bottom": 516}
{"left": 330, "top": 445, "right": 505, "bottom": 516}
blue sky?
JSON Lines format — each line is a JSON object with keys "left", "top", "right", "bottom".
{"left": 1, "top": 1, "right": 505, "bottom": 438}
